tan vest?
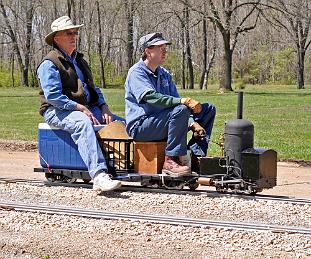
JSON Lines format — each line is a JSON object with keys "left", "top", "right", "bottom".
{"left": 38, "top": 48, "right": 99, "bottom": 116}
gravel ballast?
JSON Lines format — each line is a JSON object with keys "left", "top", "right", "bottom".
{"left": 0, "top": 183, "right": 310, "bottom": 228}
{"left": 0, "top": 182, "right": 311, "bottom": 258}
{"left": 0, "top": 210, "right": 310, "bottom": 259}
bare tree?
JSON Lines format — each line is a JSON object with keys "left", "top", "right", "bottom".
{"left": 67, "top": 0, "right": 77, "bottom": 22}
{"left": 179, "top": 0, "right": 261, "bottom": 91}
{"left": 96, "top": 0, "right": 106, "bottom": 88}
{"left": 0, "top": 0, "right": 308, "bottom": 89}
{"left": 208, "top": 0, "right": 261, "bottom": 91}
{"left": 0, "top": 0, "right": 35, "bottom": 86}
{"left": 52, "top": 0, "right": 58, "bottom": 19}
{"left": 199, "top": 2, "right": 217, "bottom": 90}
{"left": 124, "top": 0, "right": 135, "bottom": 69}
{"left": 262, "top": 0, "right": 311, "bottom": 89}
{"left": 183, "top": 0, "right": 194, "bottom": 89}
{"left": 168, "top": 0, "right": 195, "bottom": 89}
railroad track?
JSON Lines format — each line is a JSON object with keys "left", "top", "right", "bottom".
{"left": 1, "top": 200, "right": 310, "bottom": 235}
{"left": 1, "top": 177, "right": 311, "bottom": 205}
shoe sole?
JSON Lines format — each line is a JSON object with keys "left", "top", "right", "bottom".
{"left": 162, "top": 169, "right": 192, "bottom": 178}
{"left": 93, "top": 181, "right": 122, "bottom": 194}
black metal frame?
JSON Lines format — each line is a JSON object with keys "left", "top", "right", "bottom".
{"left": 99, "top": 138, "right": 134, "bottom": 174}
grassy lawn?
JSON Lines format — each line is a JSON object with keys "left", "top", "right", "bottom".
{"left": 0, "top": 84, "right": 310, "bottom": 161}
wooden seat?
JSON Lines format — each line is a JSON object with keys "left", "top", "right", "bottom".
{"left": 134, "top": 141, "right": 166, "bottom": 174}
{"left": 96, "top": 121, "right": 131, "bottom": 140}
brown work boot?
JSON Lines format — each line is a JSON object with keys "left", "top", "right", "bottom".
{"left": 162, "top": 156, "right": 191, "bottom": 177}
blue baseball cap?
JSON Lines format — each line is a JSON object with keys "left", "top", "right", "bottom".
{"left": 139, "top": 32, "right": 171, "bottom": 52}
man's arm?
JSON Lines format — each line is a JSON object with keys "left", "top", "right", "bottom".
{"left": 37, "top": 60, "right": 77, "bottom": 110}
{"left": 94, "top": 85, "right": 114, "bottom": 124}
{"left": 95, "top": 87, "right": 106, "bottom": 107}
{"left": 142, "top": 91, "right": 195, "bottom": 127}
{"left": 38, "top": 60, "right": 100, "bottom": 125}
{"left": 141, "top": 90, "right": 181, "bottom": 108}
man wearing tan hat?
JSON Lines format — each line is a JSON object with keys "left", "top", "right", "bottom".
{"left": 37, "top": 16, "right": 122, "bottom": 193}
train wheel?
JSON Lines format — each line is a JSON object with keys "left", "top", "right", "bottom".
{"left": 249, "top": 187, "right": 263, "bottom": 195}
{"left": 188, "top": 181, "right": 199, "bottom": 191}
{"left": 61, "top": 176, "right": 77, "bottom": 183}
{"left": 45, "top": 173, "right": 57, "bottom": 182}
{"left": 161, "top": 179, "right": 185, "bottom": 190}
{"left": 215, "top": 185, "right": 226, "bottom": 193}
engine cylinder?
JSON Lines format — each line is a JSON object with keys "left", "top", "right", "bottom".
{"left": 224, "top": 119, "right": 254, "bottom": 172}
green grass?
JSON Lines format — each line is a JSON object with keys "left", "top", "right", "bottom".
{"left": 0, "top": 84, "right": 310, "bottom": 160}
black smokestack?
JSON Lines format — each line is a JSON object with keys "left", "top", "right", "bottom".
{"left": 237, "top": 91, "right": 243, "bottom": 119}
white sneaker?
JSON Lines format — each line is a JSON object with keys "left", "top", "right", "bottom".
{"left": 93, "top": 172, "right": 121, "bottom": 193}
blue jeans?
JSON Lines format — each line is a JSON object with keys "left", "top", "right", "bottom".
{"left": 43, "top": 105, "right": 124, "bottom": 179}
{"left": 129, "top": 103, "right": 216, "bottom": 157}
{"left": 129, "top": 105, "right": 190, "bottom": 156}
{"left": 188, "top": 103, "right": 216, "bottom": 157}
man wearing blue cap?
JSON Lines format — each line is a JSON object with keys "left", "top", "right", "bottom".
{"left": 125, "top": 32, "right": 216, "bottom": 176}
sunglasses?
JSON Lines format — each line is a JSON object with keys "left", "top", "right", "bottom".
{"left": 65, "top": 31, "right": 79, "bottom": 36}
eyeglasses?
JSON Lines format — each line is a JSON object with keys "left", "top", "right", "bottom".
{"left": 149, "top": 45, "right": 168, "bottom": 52}
{"left": 159, "top": 45, "right": 168, "bottom": 52}
{"left": 65, "top": 31, "right": 79, "bottom": 36}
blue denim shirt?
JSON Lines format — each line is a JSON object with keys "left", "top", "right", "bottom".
{"left": 37, "top": 49, "right": 105, "bottom": 111}
{"left": 125, "top": 59, "right": 180, "bottom": 133}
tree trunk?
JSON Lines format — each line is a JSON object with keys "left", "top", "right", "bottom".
{"left": 23, "top": 5, "right": 34, "bottom": 87}
{"left": 297, "top": 47, "right": 305, "bottom": 89}
{"left": 11, "top": 52, "right": 15, "bottom": 88}
{"left": 53, "top": 0, "right": 58, "bottom": 19}
{"left": 199, "top": 18, "right": 208, "bottom": 90}
{"left": 96, "top": 0, "right": 106, "bottom": 88}
{"left": 124, "top": 0, "right": 134, "bottom": 69}
{"left": 0, "top": 43, "right": 3, "bottom": 70}
{"left": 67, "top": 0, "right": 77, "bottom": 21}
{"left": 220, "top": 33, "right": 233, "bottom": 91}
{"left": 184, "top": 2, "right": 194, "bottom": 89}
{"left": 67, "top": 0, "right": 72, "bottom": 17}
{"left": 181, "top": 27, "right": 186, "bottom": 89}
{"left": 77, "top": 0, "right": 84, "bottom": 48}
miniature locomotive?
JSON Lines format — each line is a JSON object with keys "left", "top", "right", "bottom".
{"left": 35, "top": 92, "right": 277, "bottom": 194}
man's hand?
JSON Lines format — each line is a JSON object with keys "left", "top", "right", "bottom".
{"left": 181, "top": 97, "right": 202, "bottom": 113}
{"left": 101, "top": 104, "right": 114, "bottom": 124}
{"left": 190, "top": 122, "right": 206, "bottom": 139}
{"left": 76, "top": 103, "right": 100, "bottom": 125}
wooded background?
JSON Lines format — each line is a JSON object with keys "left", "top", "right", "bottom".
{"left": 0, "top": 0, "right": 310, "bottom": 90}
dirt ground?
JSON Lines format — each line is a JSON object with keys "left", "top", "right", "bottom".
{"left": 0, "top": 150, "right": 310, "bottom": 199}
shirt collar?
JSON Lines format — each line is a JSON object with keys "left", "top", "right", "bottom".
{"left": 58, "top": 47, "right": 77, "bottom": 62}
{"left": 138, "top": 59, "right": 162, "bottom": 77}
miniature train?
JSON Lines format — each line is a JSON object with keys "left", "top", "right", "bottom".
{"left": 34, "top": 92, "right": 277, "bottom": 194}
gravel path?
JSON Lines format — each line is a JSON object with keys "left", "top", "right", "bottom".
{"left": 0, "top": 184, "right": 310, "bottom": 258}
{"left": 0, "top": 140, "right": 37, "bottom": 152}
{"left": 1, "top": 183, "right": 310, "bottom": 229}
{"left": 1, "top": 210, "right": 311, "bottom": 259}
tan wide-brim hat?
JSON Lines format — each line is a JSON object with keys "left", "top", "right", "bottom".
{"left": 45, "top": 16, "right": 84, "bottom": 46}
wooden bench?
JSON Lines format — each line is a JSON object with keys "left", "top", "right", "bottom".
{"left": 134, "top": 141, "right": 166, "bottom": 174}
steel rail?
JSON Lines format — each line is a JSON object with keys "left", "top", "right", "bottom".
{"left": 0, "top": 200, "right": 310, "bottom": 235}
{"left": 1, "top": 177, "right": 311, "bottom": 205}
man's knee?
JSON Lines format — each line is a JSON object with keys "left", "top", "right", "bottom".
{"left": 210, "top": 104, "right": 216, "bottom": 117}
{"left": 74, "top": 114, "right": 93, "bottom": 133}
{"left": 171, "top": 104, "right": 191, "bottom": 119}
{"left": 202, "top": 103, "right": 216, "bottom": 117}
